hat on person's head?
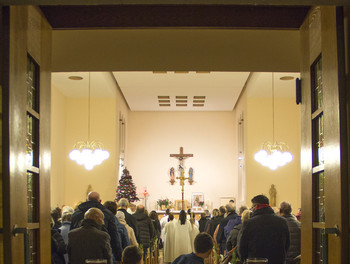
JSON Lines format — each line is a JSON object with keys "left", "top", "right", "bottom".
{"left": 251, "top": 194, "right": 269, "bottom": 205}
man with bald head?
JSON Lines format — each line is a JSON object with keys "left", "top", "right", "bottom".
{"left": 71, "top": 191, "right": 122, "bottom": 262}
{"left": 68, "top": 208, "right": 113, "bottom": 263}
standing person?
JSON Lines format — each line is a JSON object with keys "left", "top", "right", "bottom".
{"left": 212, "top": 206, "right": 226, "bottom": 239}
{"left": 70, "top": 192, "right": 122, "bottom": 262}
{"left": 226, "top": 209, "right": 251, "bottom": 251}
{"left": 238, "top": 195, "right": 290, "bottom": 264}
{"left": 118, "top": 198, "right": 139, "bottom": 241}
{"left": 198, "top": 213, "right": 208, "bottom": 233}
{"left": 149, "top": 210, "right": 161, "bottom": 240}
{"left": 68, "top": 208, "right": 113, "bottom": 264}
{"left": 116, "top": 211, "right": 138, "bottom": 246}
{"left": 174, "top": 210, "right": 192, "bottom": 259}
{"left": 279, "top": 201, "right": 301, "bottom": 264}
{"left": 59, "top": 212, "right": 72, "bottom": 263}
{"left": 104, "top": 201, "right": 130, "bottom": 250}
{"left": 51, "top": 217, "right": 66, "bottom": 264}
{"left": 133, "top": 205, "right": 155, "bottom": 257}
{"left": 160, "top": 209, "right": 171, "bottom": 230}
{"left": 216, "top": 204, "right": 239, "bottom": 254}
{"left": 164, "top": 214, "right": 176, "bottom": 263}
{"left": 189, "top": 218, "right": 200, "bottom": 252}
{"left": 172, "top": 233, "right": 214, "bottom": 264}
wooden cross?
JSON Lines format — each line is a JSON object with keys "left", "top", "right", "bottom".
{"left": 170, "top": 147, "right": 194, "bottom": 210}
{"left": 170, "top": 147, "right": 193, "bottom": 160}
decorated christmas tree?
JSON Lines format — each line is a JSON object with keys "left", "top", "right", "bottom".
{"left": 116, "top": 168, "right": 139, "bottom": 202}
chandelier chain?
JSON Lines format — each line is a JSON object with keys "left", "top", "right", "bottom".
{"left": 272, "top": 72, "right": 275, "bottom": 143}
{"left": 88, "top": 72, "right": 91, "bottom": 140}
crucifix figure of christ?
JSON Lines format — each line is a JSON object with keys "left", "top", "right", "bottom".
{"left": 170, "top": 147, "right": 194, "bottom": 210}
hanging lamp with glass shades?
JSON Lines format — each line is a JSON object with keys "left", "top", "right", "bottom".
{"left": 69, "top": 73, "right": 110, "bottom": 170}
{"left": 254, "top": 73, "right": 293, "bottom": 170}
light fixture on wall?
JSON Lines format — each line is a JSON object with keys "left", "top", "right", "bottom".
{"left": 254, "top": 73, "right": 293, "bottom": 170}
{"left": 69, "top": 73, "right": 110, "bottom": 170}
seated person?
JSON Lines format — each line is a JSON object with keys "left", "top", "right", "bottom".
{"left": 171, "top": 233, "right": 213, "bottom": 264}
{"left": 122, "top": 245, "right": 142, "bottom": 264}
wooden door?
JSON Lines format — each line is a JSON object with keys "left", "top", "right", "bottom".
{"left": 300, "top": 6, "right": 348, "bottom": 264}
{"left": 1, "top": 6, "right": 52, "bottom": 264}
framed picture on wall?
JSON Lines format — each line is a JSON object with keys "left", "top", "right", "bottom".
{"left": 192, "top": 192, "right": 204, "bottom": 208}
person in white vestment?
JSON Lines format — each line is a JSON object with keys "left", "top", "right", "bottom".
{"left": 189, "top": 218, "right": 200, "bottom": 252}
{"left": 173, "top": 210, "right": 193, "bottom": 259}
{"left": 164, "top": 214, "right": 176, "bottom": 263}
{"left": 160, "top": 209, "right": 171, "bottom": 244}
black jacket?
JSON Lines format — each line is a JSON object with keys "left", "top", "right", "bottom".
{"left": 282, "top": 214, "right": 301, "bottom": 263}
{"left": 198, "top": 217, "right": 209, "bottom": 233}
{"left": 51, "top": 229, "right": 66, "bottom": 264}
{"left": 133, "top": 212, "right": 155, "bottom": 249}
{"left": 226, "top": 223, "right": 242, "bottom": 251}
{"left": 238, "top": 207, "right": 290, "bottom": 264}
{"left": 70, "top": 200, "right": 122, "bottom": 261}
{"left": 118, "top": 208, "right": 139, "bottom": 241}
{"left": 217, "top": 211, "right": 239, "bottom": 243}
{"left": 209, "top": 215, "right": 224, "bottom": 237}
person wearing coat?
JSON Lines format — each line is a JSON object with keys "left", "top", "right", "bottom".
{"left": 51, "top": 217, "right": 66, "bottom": 264}
{"left": 70, "top": 192, "right": 122, "bottom": 262}
{"left": 238, "top": 195, "right": 290, "bottom": 264}
{"left": 118, "top": 198, "right": 140, "bottom": 242}
{"left": 116, "top": 211, "right": 139, "bottom": 246}
{"left": 68, "top": 208, "right": 113, "bottom": 264}
{"left": 226, "top": 209, "right": 251, "bottom": 251}
{"left": 133, "top": 205, "right": 155, "bottom": 256}
{"left": 279, "top": 201, "right": 301, "bottom": 264}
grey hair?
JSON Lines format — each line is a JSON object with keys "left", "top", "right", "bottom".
{"left": 118, "top": 198, "right": 129, "bottom": 208}
{"left": 225, "top": 204, "right": 235, "bottom": 213}
{"left": 116, "top": 211, "right": 125, "bottom": 220}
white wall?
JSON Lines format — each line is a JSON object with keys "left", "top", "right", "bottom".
{"left": 127, "top": 111, "right": 237, "bottom": 210}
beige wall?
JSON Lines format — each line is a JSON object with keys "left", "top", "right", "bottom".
{"left": 51, "top": 73, "right": 129, "bottom": 208}
{"left": 243, "top": 73, "right": 301, "bottom": 213}
{"left": 127, "top": 111, "right": 237, "bottom": 210}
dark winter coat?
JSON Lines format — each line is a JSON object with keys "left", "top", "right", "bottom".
{"left": 217, "top": 211, "right": 239, "bottom": 243}
{"left": 152, "top": 219, "right": 161, "bottom": 239}
{"left": 51, "top": 229, "right": 66, "bottom": 264}
{"left": 282, "top": 214, "right": 301, "bottom": 263}
{"left": 209, "top": 215, "right": 224, "bottom": 237}
{"left": 133, "top": 212, "right": 155, "bottom": 249}
{"left": 70, "top": 200, "right": 122, "bottom": 261}
{"left": 238, "top": 207, "right": 290, "bottom": 264}
{"left": 226, "top": 223, "right": 243, "bottom": 251}
{"left": 118, "top": 208, "right": 139, "bottom": 241}
{"left": 198, "top": 217, "right": 209, "bottom": 233}
{"left": 68, "top": 219, "right": 113, "bottom": 264}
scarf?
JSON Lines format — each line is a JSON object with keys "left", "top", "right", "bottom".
{"left": 255, "top": 204, "right": 270, "bottom": 210}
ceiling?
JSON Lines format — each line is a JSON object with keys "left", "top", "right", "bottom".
{"left": 52, "top": 71, "right": 299, "bottom": 111}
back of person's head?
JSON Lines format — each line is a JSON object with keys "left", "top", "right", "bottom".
{"left": 204, "top": 210, "right": 210, "bottom": 216}
{"left": 116, "top": 211, "right": 125, "bottom": 221}
{"left": 241, "top": 209, "right": 251, "bottom": 223}
{"left": 212, "top": 209, "right": 219, "bottom": 218}
{"left": 87, "top": 192, "right": 101, "bottom": 202}
{"left": 187, "top": 208, "right": 191, "bottom": 215}
{"left": 194, "top": 233, "right": 213, "bottom": 254}
{"left": 103, "top": 201, "right": 117, "bottom": 215}
{"left": 51, "top": 207, "right": 61, "bottom": 222}
{"left": 280, "top": 201, "right": 292, "bottom": 215}
{"left": 219, "top": 206, "right": 226, "bottom": 215}
{"left": 251, "top": 194, "right": 269, "bottom": 205}
{"left": 165, "top": 209, "right": 170, "bottom": 215}
{"left": 62, "top": 213, "right": 72, "bottom": 222}
{"left": 136, "top": 205, "right": 145, "bottom": 214}
{"left": 225, "top": 204, "right": 235, "bottom": 213}
{"left": 149, "top": 210, "right": 157, "bottom": 220}
{"left": 62, "top": 206, "right": 74, "bottom": 216}
{"left": 168, "top": 214, "right": 174, "bottom": 221}
{"left": 118, "top": 198, "right": 129, "bottom": 208}
{"left": 122, "top": 245, "right": 142, "bottom": 264}
{"left": 84, "top": 208, "right": 104, "bottom": 225}
{"left": 239, "top": 206, "right": 248, "bottom": 215}
{"left": 179, "top": 210, "right": 186, "bottom": 225}
{"left": 201, "top": 212, "right": 206, "bottom": 218}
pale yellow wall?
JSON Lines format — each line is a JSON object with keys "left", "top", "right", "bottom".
{"left": 127, "top": 111, "right": 237, "bottom": 210}
{"left": 51, "top": 73, "right": 130, "bottom": 208}
{"left": 51, "top": 85, "right": 67, "bottom": 207}
{"left": 245, "top": 97, "right": 301, "bottom": 214}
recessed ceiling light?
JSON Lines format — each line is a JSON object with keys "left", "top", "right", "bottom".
{"left": 68, "top": 76, "right": 83, "bottom": 80}
{"left": 280, "top": 76, "right": 295, "bottom": 81}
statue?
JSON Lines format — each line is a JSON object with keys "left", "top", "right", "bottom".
{"left": 86, "top": 184, "right": 93, "bottom": 198}
{"left": 269, "top": 184, "right": 277, "bottom": 207}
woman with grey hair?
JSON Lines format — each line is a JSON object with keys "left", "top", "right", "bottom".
{"left": 116, "top": 211, "right": 138, "bottom": 246}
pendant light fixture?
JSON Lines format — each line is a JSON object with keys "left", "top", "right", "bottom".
{"left": 69, "top": 73, "right": 110, "bottom": 170}
{"left": 254, "top": 73, "right": 293, "bottom": 170}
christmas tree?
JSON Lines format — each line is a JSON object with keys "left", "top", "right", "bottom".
{"left": 116, "top": 168, "right": 139, "bottom": 202}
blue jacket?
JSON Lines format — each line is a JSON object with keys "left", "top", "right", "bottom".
{"left": 115, "top": 216, "right": 130, "bottom": 249}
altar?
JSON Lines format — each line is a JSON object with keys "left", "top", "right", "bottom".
{"left": 156, "top": 210, "right": 204, "bottom": 220}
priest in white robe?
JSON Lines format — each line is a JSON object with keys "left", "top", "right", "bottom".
{"left": 173, "top": 211, "right": 192, "bottom": 259}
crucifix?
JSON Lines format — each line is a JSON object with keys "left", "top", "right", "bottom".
{"left": 170, "top": 147, "right": 194, "bottom": 210}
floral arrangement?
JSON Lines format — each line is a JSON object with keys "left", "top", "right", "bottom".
{"left": 198, "top": 201, "right": 204, "bottom": 207}
{"left": 157, "top": 198, "right": 171, "bottom": 207}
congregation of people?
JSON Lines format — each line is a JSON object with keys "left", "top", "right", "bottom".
{"left": 51, "top": 192, "right": 301, "bottom": 264}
